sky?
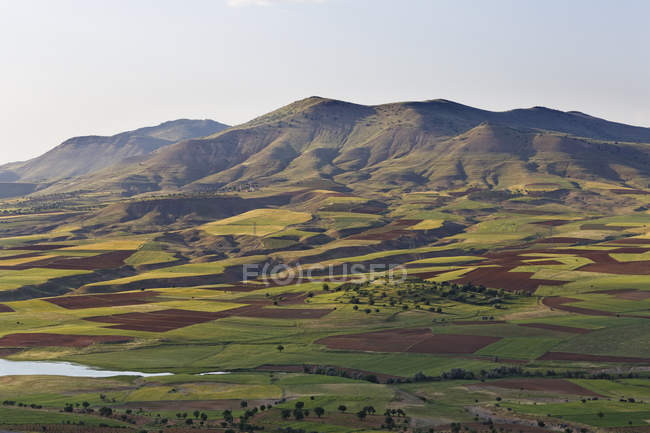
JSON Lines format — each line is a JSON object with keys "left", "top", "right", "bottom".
{"left": 1, "top": 0, "right": 649, "bottom": 164}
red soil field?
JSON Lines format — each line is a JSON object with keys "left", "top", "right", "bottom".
{"left": 517, "top": 323, "right": 591, "bottom": 334}
{"left": 0, "top": 333, "right": 132, "bottom": 347}
{"left": 86, "top": 308, "right": 226, "bottom": 332}
{"left": 542, "top": 296, "right": 615, "bottom": 316}
{"left": 87, "top": 299, "right": 333, "bottom": 331}
{"left": 7, "top": 244, "right": 70, "bottom": 251}
{"left": 349, "top": 219, "right": 421, "bottom": 241}
{"left": 454, "top": 267, "right": 568, "bottom": 293}
{"left": 45, "top": 291, "right": 159, "bottom": 309}
{"left": 317, "top": 328, "right": 500, "bottom": 354}
{"left": 0, "top": 250, "right": 136, "bottom": 271}
{"left": 579, "top": 260, "right": 650, "bottom": 274}
{"left": 530, "top": 220, "right": 571, "bottom": 226}
{"left": 448, "top": 249, "right": 572, "bottom": 293}
{"left": 476, "top": 378, "right": 601, "bottom": 396}
{"left": 40, "top": 250, "right": 136, "bottom": 270}
{"left": 538, "top": 352, "right": 650, "bottom": 363}
{"left": 543, "top": 296, "right": 650, "bottom": 319}
{"left": 0, "top": 304, "right": 14, "bottom": 313}
{"left": 580, "top": 223, "right": 631, "bottom": 231}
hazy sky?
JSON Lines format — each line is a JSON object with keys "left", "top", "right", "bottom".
{"left": 1, "top": 0, "right": 649, "bottom": 164}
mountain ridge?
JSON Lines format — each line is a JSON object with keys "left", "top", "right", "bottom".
{"left": 9, "top": 97, "right": 650, "bottom": 197}
{"left": 0, "top": 118, "right": 229, "bottom": 184}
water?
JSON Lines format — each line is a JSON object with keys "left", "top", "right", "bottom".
{"left": 0, "top": 358, "right": 173, "bottom": 378}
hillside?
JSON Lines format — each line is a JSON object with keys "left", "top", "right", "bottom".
{"left": 42, "top": 97, "right": 650, "bottom": 196}
{"left": 0, "top": 119, "right": 229, "bottom": 184}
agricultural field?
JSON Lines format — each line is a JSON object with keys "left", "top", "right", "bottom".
{"left": 0, "top": 181, "right": 649, "bottom": 433}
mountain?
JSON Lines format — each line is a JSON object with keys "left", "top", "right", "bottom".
{"left": 0, "top": 119, "right": 229, "bottom": 184}
{"left": 19, "top": 98, "right": 650, "bottom": 196}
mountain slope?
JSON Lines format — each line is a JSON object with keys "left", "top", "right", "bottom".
{"left": 0, "top": 119, "right": 229, "bottom": 183}
{"left": 32, "top": 97, "right": 650, "bottom": 195}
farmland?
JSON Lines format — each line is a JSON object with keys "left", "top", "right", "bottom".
{"left": 0, "top": 180, "right": 649, "bottom": 433}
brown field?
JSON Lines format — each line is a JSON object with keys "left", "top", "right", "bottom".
{"left": 475, "top": 378, "right": 601, "bottom": 396}
{"left": 86, "top": 308, "right": 226, "bottom": 332}
{"left": 538, "top": 352, "right": 650, "bottom": 363}
{"left": 592, "top": 288, "right": 650, "bottom": 300}
{"left": 0, "top": 250, "right": 136, "bottom": 271}
{"left": 317, "top": 328, "right": 500, "bottom": 354}
{"left": 41, "top": 250, "right": 136, "bottom": 270}
{"left": 517, "top": 323, "right": 592, "bottom": 334}
{"left": 45, "top": 291, "right": 159, "bottom": 309}
{"left": 0, "top": 303, "right": 14, "bottom": 312}
{"left": 450, "top": 250, "right": 571, "bottom": 293}
{"left": 348, "top": 219, "right": 421, "bottom": 241}
{"left": 6, "top": 244, "right": 70, "bottom": 251}
{"left": 543, "top": 296, "right": 650, "bottom": 319}
{"left": 530, "top": 220, "right": 571, "bottom": 226}
{"left": 580, "top": 223, "right": 631, "bottom": 231}
{"left": 86, "top": 298, "right": 333, "bottom": 331}
{"left": 0, "top": 333, "right": 132, "bottom": 347}
{"left": 454, "top": 267, "right": 567, "bottom": 293}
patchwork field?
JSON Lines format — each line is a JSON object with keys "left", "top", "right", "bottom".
{"left": 0, "top": 182, "right": 649, "bottom": 433}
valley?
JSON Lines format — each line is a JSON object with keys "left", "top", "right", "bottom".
{"left": 0, "top": 99, "right": 649, "bottom": 433}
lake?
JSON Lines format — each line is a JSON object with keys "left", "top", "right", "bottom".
{"left": 0, "top": 358, "right": 173, "bottom": 378}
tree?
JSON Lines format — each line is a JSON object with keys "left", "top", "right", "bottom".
{"left": 293, "top": 409, "right": 304, "bottom": 420}
{"left": 338, "top": 405, "right": 347, "bottom": 413}
{"left": 82, "top": 402, "right": 90, "bottom": 409}
{"left": 200, "top": 413, "right": 208, "bottom": 422}
{"left": 99, "top": 407, "right": 113, "bottom": 417}
{"left": 356, "top": 410, "right": 367, "bottom": 421}
{"left": 281, "top": 409, "right": 291, "bottom": 420}
{"left": 276, "top": 344, "right": 285, "bottom": 352}
{"left": 240, "top": 400, "right": 248, "bottom": 408}
{"left": 193, "top": 410, "right": 200, "bottom": 418}
{"left": 314, "top": 407, "right": 325, "bottom": 418}
{"left": 295, "top": 401, "right": 304, "bottom": 409}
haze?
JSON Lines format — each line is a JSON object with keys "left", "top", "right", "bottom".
{"left": 1, "top": 0, "right": 649, "bottom": 164}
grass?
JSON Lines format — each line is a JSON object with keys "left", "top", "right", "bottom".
{"left": 201, "top": 209, "right": 312, "bottom": 236}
